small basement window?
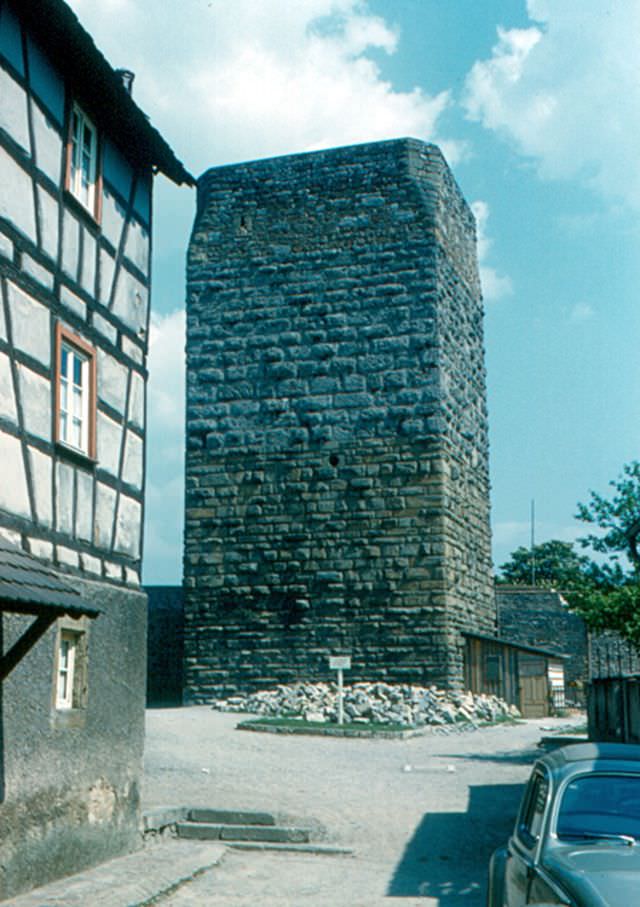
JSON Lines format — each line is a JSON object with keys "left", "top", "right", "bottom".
{"left": 54, "top": 620, "right": 88, "bottom": 713}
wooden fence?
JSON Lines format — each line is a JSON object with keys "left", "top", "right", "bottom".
{"left": 588, "top": 676, "right": 640, "bottom": 743}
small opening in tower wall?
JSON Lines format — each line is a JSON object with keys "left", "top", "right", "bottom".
{"left": 237, "top": 213, "right": 252, "bottom": 233}
{"left": 329, "top": 454, "right": 340, "bottom": 467}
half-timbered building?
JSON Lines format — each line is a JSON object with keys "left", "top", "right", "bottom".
{"left": 0, "top": 0, "right": 191, "bottom": 897}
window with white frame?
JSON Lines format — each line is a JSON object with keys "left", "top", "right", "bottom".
{"left": 56, "top": 630, "right": 77, "bottom": 709}
{"left": 68, "top": 104, "right": 98, "bottom": 214}
{"left": 55, "top": 324, "right": 96, "bottom": 459}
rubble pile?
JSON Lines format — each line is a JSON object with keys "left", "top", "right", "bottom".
{"left": 211, "top": 682, "right": 520, "bottom": 727}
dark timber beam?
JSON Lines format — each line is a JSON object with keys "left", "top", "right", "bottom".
{"left": 0, "top": 614, "right": 57, "bottom": 681}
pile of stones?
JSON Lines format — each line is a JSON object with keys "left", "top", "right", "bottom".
{"left": 211, "top": 682, "right": 520, "bottom": 727}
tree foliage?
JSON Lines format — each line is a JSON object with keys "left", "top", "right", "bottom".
{"left": 497, "top": 539, "right": 596, "bottom": 588}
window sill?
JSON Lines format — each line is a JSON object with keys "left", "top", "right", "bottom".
{"left": 53, "top": 707, "right": 87, "bottom": 730}
{"left": 55, "top": 441, "right": 97, "bottom": 469}
{"left": 63, "top": 188, "right": 101, "bottom": 231}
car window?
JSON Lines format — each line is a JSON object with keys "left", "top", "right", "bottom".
{"left": 519, "top": 771, "right": 549, "bottom": 846}
{"left": 557, "top": 773, "right": 640, "bottom": 840}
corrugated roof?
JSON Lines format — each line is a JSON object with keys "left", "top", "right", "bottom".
{"left": 0, "top": 538, "right": 99, "bottom": 618}
{"left": 462, "top": 630, "right": 568, "bottom": 660}
{"left": 11, "top": 0, "right": 194, "bottom": 186}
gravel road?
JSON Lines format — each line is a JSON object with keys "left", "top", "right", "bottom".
{"left": 142, "top": 708, "right": 575, "bottom": 906}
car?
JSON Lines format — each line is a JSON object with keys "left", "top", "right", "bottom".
{"left": 487, "top": 742, "right": 640, "bottom": 906}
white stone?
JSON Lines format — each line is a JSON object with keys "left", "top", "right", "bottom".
{"left": 59, "top": 285, "right": 87, "bottom": 320}
{"left": 121, "top": 335, "right": 144, "bottom": 365}
{"left": 81, "top": 227, "right": 96, "bottom": 296}
{"left": 28, "top": 537, "right": 54, "bottom": 561}
{"left": 99, "top": 248, "right": 116, "bottom": 306}
{"left": 128, "top": 370, "right": 145, "bottom": 430}
{"left": 0, "top": 430, "right": 30, "bottom": 518}
{"left": 56, "top": 545, "right": 79, "bottom": 568}
{"left": 97, "top": 410, "right": 122, "bottom": 477}
{"left": 124, "top": 217, "right": 150, "bottom": 276}
{"left": 18, "top": 364, "right": 51, "bottom": 441}
{"left": 80, "top": 552, "right": 102, "bottom": 575}
{"left": 93, "top": 313, "right": 117, "bottom": 345}
{"left": 76, "top": 468, "right": 94, "bottom": 542}
{"left": 122, "top": 430, "right": 143, "bottom": 490}
{"left": 104, "top": 560, "right": 123, "bottom": 581}
{"left": 114, "top": 492, "right": 141, "bottom": 558}
{"left": 0, "top": 66, "right": 30, "bottom": 152}
{"left": 22, "top": 254, "right": 53, "bottom": 290}
{"left": 112, "top": 268, "right": 148, "bottom": 335}
{"left": 32, "top": 104, "right": 62, "bottom": 185}
{"left": 0, "top": 526, "right": 22, "bottom": 546}
{"left": 37, "top": 186, "right": 59, "bottom": 262}
{"left": 55, "top": 460, "right": 74, "bottom": 535}
{"left": 0, "top": 147, "right": 36, "bottom": 242}
{"left": 8, "top": 282, "right": 50, "bottom": 364}
{"left": 0, "top": 351, "right": 18, "bottom": 423}
{"left": 62, "top": 209, "right": 80, "bottom": 280}
{"left": 95, "top": 481, "right": 116, "bottom": 549}
{"left": 0, "top": 232, "right": 13, "bottom": 263}
{"left": 124, "top": 566, "right": 140, "bottom": 586}
{"left": 97, "top": 350, "right": 128, "bottom": 414}
{"left": 101, "top": 186, "right": 126, "bottom": 250}
{"left": 29, "top": 445, "right": 52, "bottom": 528}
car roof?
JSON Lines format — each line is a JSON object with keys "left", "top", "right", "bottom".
{"left": 539, "top": 742, "right": 640, "bottom": 772}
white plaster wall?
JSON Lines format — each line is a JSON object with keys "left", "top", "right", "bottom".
{"left": 112, "top": 268, "right": 148, "bottom": 335}
{"left": 29, "top": 445, "right": 52, "bottom": 528}
{"left": 0, "top": 233, "right": 12, "bottom": 263}
{"left": 32, "top": 104, "right": 62, "bottom": 185}
{"left": 122, "top": 430, "right": 143, "bottom": 490}
{"left": 8, "top": 282, "right": 50, "bottom": 364}
{"left": 0, "top": 430, "right": 30, "bottom": 518}
{"left": 128, "top": 371, "right": 145, "bottom": 430}
{"left": 59, "top": 285, "right": 87, "bottom": 320}
{"left": 124, "top": 218, "right": 150, "bottom": 276}
{"left": 0, "top": 295, "right": 5, "bottom": 341}
{"left": 97, "top": 349, "right": 128, "bottom": 414}
{"left": 114, "top": 492, "right": 141, "bottom": 558}
{"left": 93, "top": 312, "right": 117, "bottom": 345}
{"left": 96, "top": 410, "right": 122, "bottom": 477}
{"left": 62, "top": 209, "right": 80, "bottom": 281}
{"left": 101, "top": 187, "right": 126, "bottom": 250}
{"left": 0, "top": 146, "right": 36, "bottom": 242}
{"left": 75, "top": 468, "right": 93, "bottom": 542}
{"left": 55, "top": 460, "right": 74, "bottom": 535}
{"left": 18, "top": 364, "right": 51, "bottom": 441}
{"left": 99, "top": 248, "right": 116, "bottom": 306}
{"left": 81, "top": 227, "right": 96, "bottom": 296}
{"left": 95, "top": 481, "right": 116, "bottom": 548}
{"left": 0, "top": 66, "right": 30, "bottom": 153}
{"left": 0, "top": 351, "right": 17, "bottom": 423}
{"left": 37, "top": 185, "right": 59, "bottom": 262}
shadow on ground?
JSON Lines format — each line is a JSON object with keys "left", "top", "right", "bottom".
{"left": 438, "top": 748, "right": 541, "bottom": 766}
{"left": 387, "top": 783, "right": 523, "bottom": 904}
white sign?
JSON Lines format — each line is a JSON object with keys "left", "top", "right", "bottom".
{"left": 329, "top": 655, "right": 351, "bottom": 670}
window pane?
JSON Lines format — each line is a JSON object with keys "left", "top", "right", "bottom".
{"left": 73, "top": 355, "right": 83, "bottom": 387}
{"left": 61, "top": 347, "right": 68, "bottom": 376}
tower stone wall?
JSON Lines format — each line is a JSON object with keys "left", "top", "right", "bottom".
{"left": 184, "top": 139, "right": 494, "bottom": 700}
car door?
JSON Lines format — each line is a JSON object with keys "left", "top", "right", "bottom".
{"left": 504, "top": 768, "right": 550, "bottom": 905}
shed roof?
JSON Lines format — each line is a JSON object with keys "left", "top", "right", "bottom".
{"left": 11, "top": 0, "right": 193, "bottom": 186}
{"left": 463, "top": 630, "right": 568, "bottom": 661}
{"left": 0, "top": 538, "right": 99, "bottom": 619}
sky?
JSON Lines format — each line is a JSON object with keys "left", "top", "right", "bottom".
{"left": 67, "top": 0, "right": 640, "bottom": 584}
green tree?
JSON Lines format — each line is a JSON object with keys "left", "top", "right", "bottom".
{"left": 497, "top": 539, "right": 596, "bottom": 587}
{"left": 568, "top": 461, "right": 640, "bottom": 648}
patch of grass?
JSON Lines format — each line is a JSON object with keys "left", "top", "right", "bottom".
{"left": 240, "top": 716, "right": 413, "bottom": 732}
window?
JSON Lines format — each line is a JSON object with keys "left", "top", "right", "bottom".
{"left": 54, "top": 323, "right": 96, "bottom": 459}
{"left": 56, "top": 630, "right": 77, "bottom": 709}
{"left": 519, "top": 771, "right": 549, "bottom": 846}
{"left": 66, "top": 103, "right": 100, "bottom": 216}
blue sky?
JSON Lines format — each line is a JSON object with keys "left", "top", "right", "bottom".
{"left": 68, "top": 0, "right": 640, "bottom": 584}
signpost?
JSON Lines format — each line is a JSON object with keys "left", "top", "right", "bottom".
{"left": 329, "top": 655, "right": 351, "bottom": 725}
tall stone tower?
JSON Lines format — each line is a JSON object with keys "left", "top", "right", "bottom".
{"left": 184, "top": 138, "right": 494, "bottom": 700}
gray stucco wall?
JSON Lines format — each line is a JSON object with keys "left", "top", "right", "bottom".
{"left": 184, "top": 139, "right": 494, "bottom": 700}
{"left": 0, "top": 577, "right": 147, "bottom": 900}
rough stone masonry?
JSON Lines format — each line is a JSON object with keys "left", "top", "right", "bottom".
{"left": 183, "top": 138, "right": 494, "bottom": 700}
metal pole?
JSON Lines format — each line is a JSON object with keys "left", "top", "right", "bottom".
{"left": 338, "top": 668, "right": 344, "bottom": 725}
{"left": 531, "top": 499, "right": 536, "bottom": 587}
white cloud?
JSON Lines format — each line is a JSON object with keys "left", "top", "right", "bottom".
{"left": 464, "top": 1, "right": 640, "bottom": 209}
{"left": 471, "top": 200, "right": 513, "bottom": 302}
{"left": 147, "top": 308, "right": 185, "bottom": 460}
{"left": 569, "top": 302, "right": 594, "bottom": 324}
{"left": 67, "top": 0, "right": 458, "bottom": 173}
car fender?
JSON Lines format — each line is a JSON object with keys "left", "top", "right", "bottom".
{"left": 487, "top": 845, "right": 509, "bottom": 907}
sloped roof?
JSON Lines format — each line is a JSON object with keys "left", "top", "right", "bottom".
{"left": 11, "top": 0, "right": 193, "bottom": 186}
{"left": 0, "top": 538, "right": 99, "bottom": 618}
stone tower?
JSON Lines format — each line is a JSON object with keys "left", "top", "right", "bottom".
{"left": 184, "top": 138, "right": 494, "bottom": 700}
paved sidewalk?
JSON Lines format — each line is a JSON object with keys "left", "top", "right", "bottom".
{"left": 3, "top": 840, "right": 226, "bottom": 907}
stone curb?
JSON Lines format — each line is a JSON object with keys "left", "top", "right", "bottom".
{"left": 237, "top": 719, "right": 438, "bottom": 739}
{"left": 227, "top": 841, "right": 355, "bottom": 856}
{"left": 2, "top": 840, "right": 227, "bottom": 907}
